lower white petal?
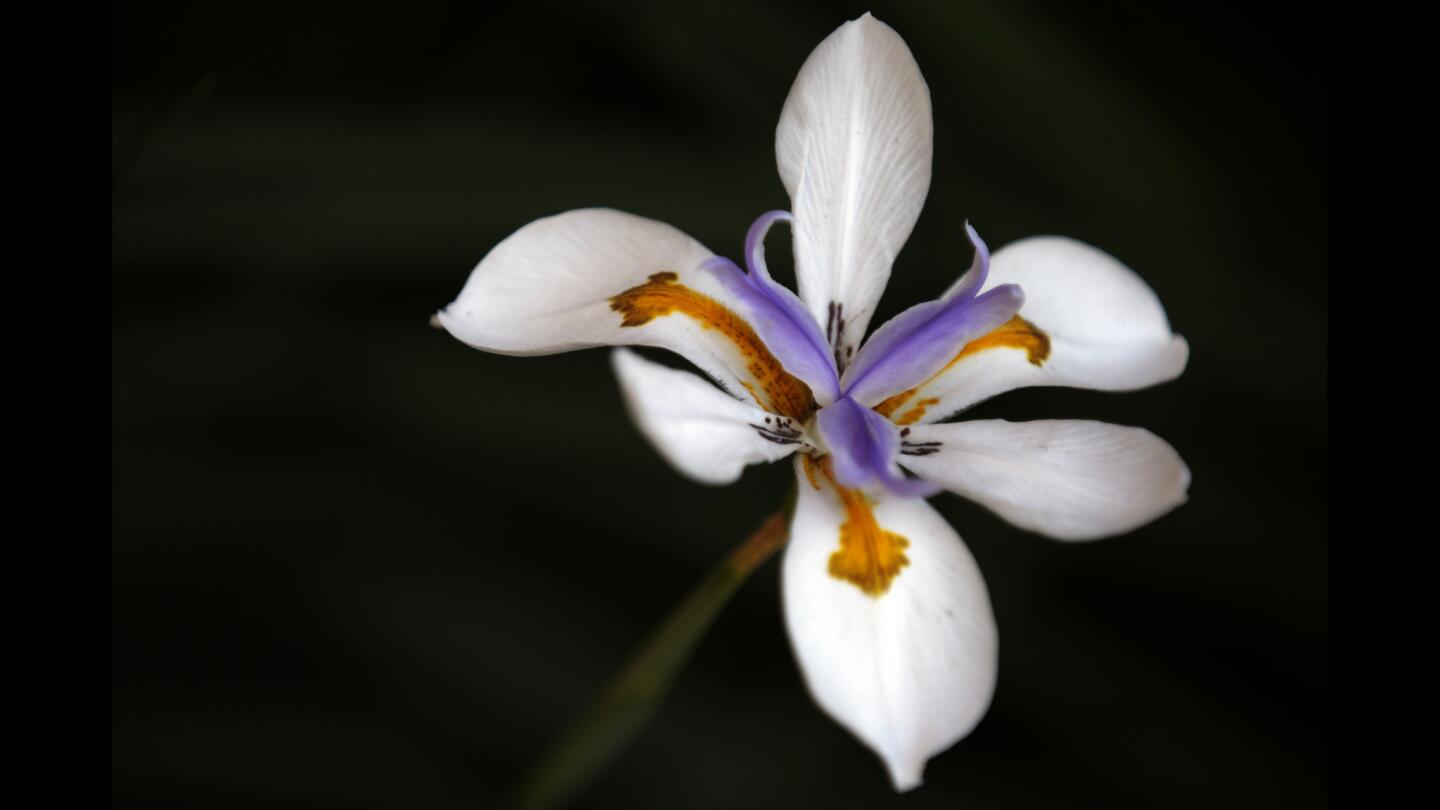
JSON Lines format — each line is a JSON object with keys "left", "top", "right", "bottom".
{"left": 782, "top": 457, "right": 997, "bottom": 790}
{"left": 612, "top": 349, "right": 803, "bottom": 484}
{"left": 900, "top": 420, "right": 1190, "bottom": 541}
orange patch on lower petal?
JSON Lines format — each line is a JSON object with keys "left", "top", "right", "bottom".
{"left": 873, "top": 315, "right": 1051, "bottom": 423}
{"left": 609, "top": 272, "right": 816, "bottom": 421}
{"left": 828, "top": 484, "right": 910, "bottom": 597}
{"left": 808, "top": 456, "right": 910, "bottom": 597}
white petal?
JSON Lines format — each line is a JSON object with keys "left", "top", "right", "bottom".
{"left": 782, "top": 457, "right": 996, "bottom": 790}
{"left": 884, "top": 236, "right": 1188, "bottom": 424}
{"left": 611, "top": 349, "right": 803, "bottom": 485}
{"left": 901, "top": 420, "right": 1190, "bottom": 541}
{"left": 437, "top": 208, "right": 816, "bottom": 419}
{"left": 776, "top": 13, "right": 933, "bottom": 367}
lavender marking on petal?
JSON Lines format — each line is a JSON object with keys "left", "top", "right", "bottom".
{"left": 945, "top": 221, "right": 991, "bottom": 302}
{"left": 699, "top": 213, "right": 841, "bottom": 403}
{"left": 745, "top": 210, "right": 793, "bottom": 282}
{"left": 838, "top": 224, "right": 1024, "bottom": 407}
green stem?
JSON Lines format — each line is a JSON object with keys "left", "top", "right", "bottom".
{"left": 512, "top": 489, "right": 796, "bottom": 810}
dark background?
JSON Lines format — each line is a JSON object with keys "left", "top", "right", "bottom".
{"left": 113, "top": 1, "right": 1326, "bottom": 808}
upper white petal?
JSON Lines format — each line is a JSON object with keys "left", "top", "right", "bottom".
{"left": 611, "top": 349, "right": 801, "bottom": 485}
{"left": 783, "top": 458, "right": 997, "bottom": 790}
{"left": 436, "top": 208, "right": 813, "bottom": 415}
{"left": 908, "top": 236, "right": 1188, "bottom": 420}
{"left": 901, "top": 419, "right": 1190, "bottom": 541}
{"left": 776, "top": 13, "right": 933, "bottom": 366}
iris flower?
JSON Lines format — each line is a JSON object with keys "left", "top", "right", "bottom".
{"left": 438, "top": 13, "right": 1188, "bottom": 791}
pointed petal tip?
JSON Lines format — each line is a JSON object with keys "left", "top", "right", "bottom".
{"left": 840, "top": 12, "right": 915, "bottom": 60}
{"left": 1172, "top": 333, "right": 1191, "bottom": 374}
{"left": 852, "top": 11, "right": 897, "bottom": 31}
{"left": 1161, "top": 452, "right": 1193, "bottom": 517}
{"left": 886, "top": 756, "right": 924, "bottom": 792}
{"left": 1178, "top": 456, "right": 1193, "bottom": 496}
{"left": 1129, "top": 332, "right": 1190, "bottom": 391}
{"left": 432, "top": 307, "right": 465, "bottom": 337}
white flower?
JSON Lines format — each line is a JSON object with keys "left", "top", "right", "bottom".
{"left": 437, "top": 13, "right": 1189, "bottom": 791}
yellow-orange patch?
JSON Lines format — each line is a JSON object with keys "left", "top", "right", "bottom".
{"left": 829, "top": 484, "right": 910, "bottom": 597}
{"left": 609, "top": 272, "right": 816, "bottom": 421}
{"left": 892, "top": 397, "right": 939, "bottom": 427}
{"left": 808, "top": 457, "right": 910, "bottom": 597}
{"left": 874, "top": 315, "right": 1051, "bottom": 423}
{"left": 955, "top": 314, "right": 1051, "bottom": 367}
{"left": 800, "top": 454, "right": 823, "bottom": 491}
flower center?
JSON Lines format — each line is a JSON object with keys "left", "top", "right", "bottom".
{"left": 815, "top": 395, "right": 940, "bottom": 497}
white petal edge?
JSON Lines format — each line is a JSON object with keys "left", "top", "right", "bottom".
{"left": 776, "top": 13, "right": 933, "bottom": 365}
{"left": 911, "top": 236, "right": 1189, "bottom": 422}
{"left": 783, "top": 458, "right": 997, "bottom": 790}
{"left": 901, "top": 420, "right": 1190, "bottom": 541}
{"left": 437, "top": 208, "right": 784, "bottom": 410}
{"left": 611, "top": 349, "right": 801, "bottom": 485}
